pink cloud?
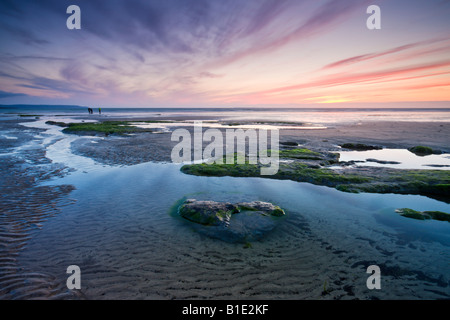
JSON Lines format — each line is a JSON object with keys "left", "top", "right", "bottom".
{"left": 323, "top": 38, "right": 450, "bottom": 70}
{"left": 210, "top": 59, "right": 450, "bottom": 104}
{"left": 261, "top": 60, "right": 450, "bottom": 94}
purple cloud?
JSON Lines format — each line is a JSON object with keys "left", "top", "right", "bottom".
{"left": 0, "top": 90, "right": 27, "bottom": 99}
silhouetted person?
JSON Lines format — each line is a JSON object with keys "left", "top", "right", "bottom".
{"left": 99, "top": 108, "right": 101, "bottom": 114}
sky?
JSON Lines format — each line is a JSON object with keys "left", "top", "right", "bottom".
{"left": 0, "top": 0, "right": 450, "bottom": 108}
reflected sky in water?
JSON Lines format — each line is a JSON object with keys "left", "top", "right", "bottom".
{"left": 338, "top": 148, "right": 450, "bottom": 170}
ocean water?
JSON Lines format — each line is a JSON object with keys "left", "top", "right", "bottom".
{"left": 1, "top": 105, "right": 450, "bottom": 125}
{"left": 1, "top": 106, "right": 450, "bottom": 299}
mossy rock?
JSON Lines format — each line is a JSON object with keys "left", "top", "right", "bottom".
{"left": 271, "top": 206, "right": 285, "bottom": 217}
{"left": 395, "top": 208, "right": 450, "bottom": 222}
{"left": 177, "top": 199, "right": 285, "bottom": 242}
{"left": 279, "top": 148, "right": 323, "bottom": 160}
{"left": 423, "top": 211, "right": 450, "bottom": 222}
{"left": 179, "top": 199, "right": 239, "bottom": 226}
{"left": 408, "top": 146, "right": 442, "bottom": 156}
{"left": 180, "top": 154, "right": 450, "bottom": 202}
{"left": 280, "top": 141, "right": 299, "bottom": 147}
{"left": 46, "top": 120, "right": 69, "bottom": 127}
{"left": 60, "top": 121, "right": 154, "bottom": 136}
{"left": 396, "top": 208, "right": 431, "bottom": 220}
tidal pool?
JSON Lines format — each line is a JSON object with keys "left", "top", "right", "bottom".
{"left": 19, "top": 160, "right": 450, "bottom": 299}
{"left": 338, "top": 148, "right": 450, "bottom": 170}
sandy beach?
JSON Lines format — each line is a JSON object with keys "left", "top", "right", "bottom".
{"left": 1, "top": 112, "right": 449, "bottom": 300}
{"left": 67, "top": 119, "right": 450, "bottom": 166}
{"left": 2, "top": 0, "right": 450, "bottom": 306}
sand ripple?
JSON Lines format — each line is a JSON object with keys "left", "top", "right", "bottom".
{"left": 0, "top": 121, "right": 77, "bottom": 299}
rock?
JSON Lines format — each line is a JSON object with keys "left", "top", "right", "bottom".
{"left": 395, "top": 208, "right": 430, "bottom": 220}
{"left": 408, "top": 146, "right": 442, "bottom": 156}
{"left": 178, "top": 199, "right": 285, "bottom": 242}
{"left": 340, "top": 143, "right": 383, "bottom": 151}
{"left": 395, "top": 208, "right": 450, "bottom": 222}
{"left": 338, "top": 160, "right": 365, "bottom": 166}
{"left": 237, "top": 201, "right": 285, "bottom": 217}
{"left": 424, "top": 164, "right": 450, "bottom": 168}
{"left": 366, "top": 158, "right": 401, "bottom": 165}
{"left": 179, "top": 200, "right": 239, "bottom": 226}
{"left": 280, "top": 141, "right": 299, "bottom": 147}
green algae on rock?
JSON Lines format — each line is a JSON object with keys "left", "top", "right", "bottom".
{"left": 279, "top": 148, "right": 323, "bottom": 160}
{"left": 408, "top": 146, "right": 442, "bottom": 156}
{"left": 278, "top": 148, "right": 340, "bottom": 164}
{"left": 180, "top": 148, "right": 450, "bottom": 202}
{"left": 177, "top": 199, "right": 286, "bottom": 243}
{"left": 46, "top": 120, "right": 155, "bottom": 136}
{"left": 62, "top": 121, "right": 154, "bottom": 135}
{"left": 179, "top": 199, "right": 285, "bottom": 226}
{"left": 45, "top": 120, "right": 69, "bottom": 127}
{"left": 396, "top": 208, "right": 450, "bottom": 222}
{"left": 181, "top": 161, "right": 370, "bottom": 187}
{"left": 179, "top": 199, "right": 239, "bottom": 226}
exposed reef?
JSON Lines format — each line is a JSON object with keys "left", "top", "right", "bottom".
{"left": 340, "top": 143, "right": 383, "bottom": 151}
{"left": 181, "top": 148, "right": 450, "bottom": 202}
{"left": 408, "top": 146, "right": 442, "bottom": 156}
{"left": 46, "top": 120, "right": 157, "bottom": 136}
{"left": 177, "top": 199, "right": 285, "bottom": 243}
{"left": 396, "top": 208, "right": 450, "bottom": 222}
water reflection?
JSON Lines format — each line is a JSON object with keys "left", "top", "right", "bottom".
{"left": 338, "top": 148, "right": 450, "bottom": 170}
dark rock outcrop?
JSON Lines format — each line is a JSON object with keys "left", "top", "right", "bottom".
{"left": 340, "top": 143, "right": 383, "bottom": 151}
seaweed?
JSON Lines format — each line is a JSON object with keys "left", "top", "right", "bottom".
{"left": 408, "top": 146, "right": 442, "bottom": 156}
{"left": 61, "top": 121, "right": 153, "bottom": 135}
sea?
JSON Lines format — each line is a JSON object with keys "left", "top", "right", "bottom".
{"left": 1, "top": 104, "right": 450, "bottom": 124}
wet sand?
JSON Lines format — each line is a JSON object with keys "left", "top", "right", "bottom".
{"left": 0, "top": 119, "right": 80, "bottom": 299}
{"left": 1, "top": 116, "right": 449, "bottom": 300}
{"left": 280, "top": 121, "right": 450, "bottom": 152}
{"left": 69, "top": 120, "right": 450, "bottom": 166}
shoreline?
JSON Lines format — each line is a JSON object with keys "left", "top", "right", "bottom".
{"left": 1, "top": 115, "right": 449, "bottom": 300}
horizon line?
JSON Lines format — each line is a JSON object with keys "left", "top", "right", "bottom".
{"left": 1, "top": 101, "right": 450, "bottom": 110}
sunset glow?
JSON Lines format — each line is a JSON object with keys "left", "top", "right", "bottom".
{"left": 1, "top": 0, "right": 449, "bottom": 107}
